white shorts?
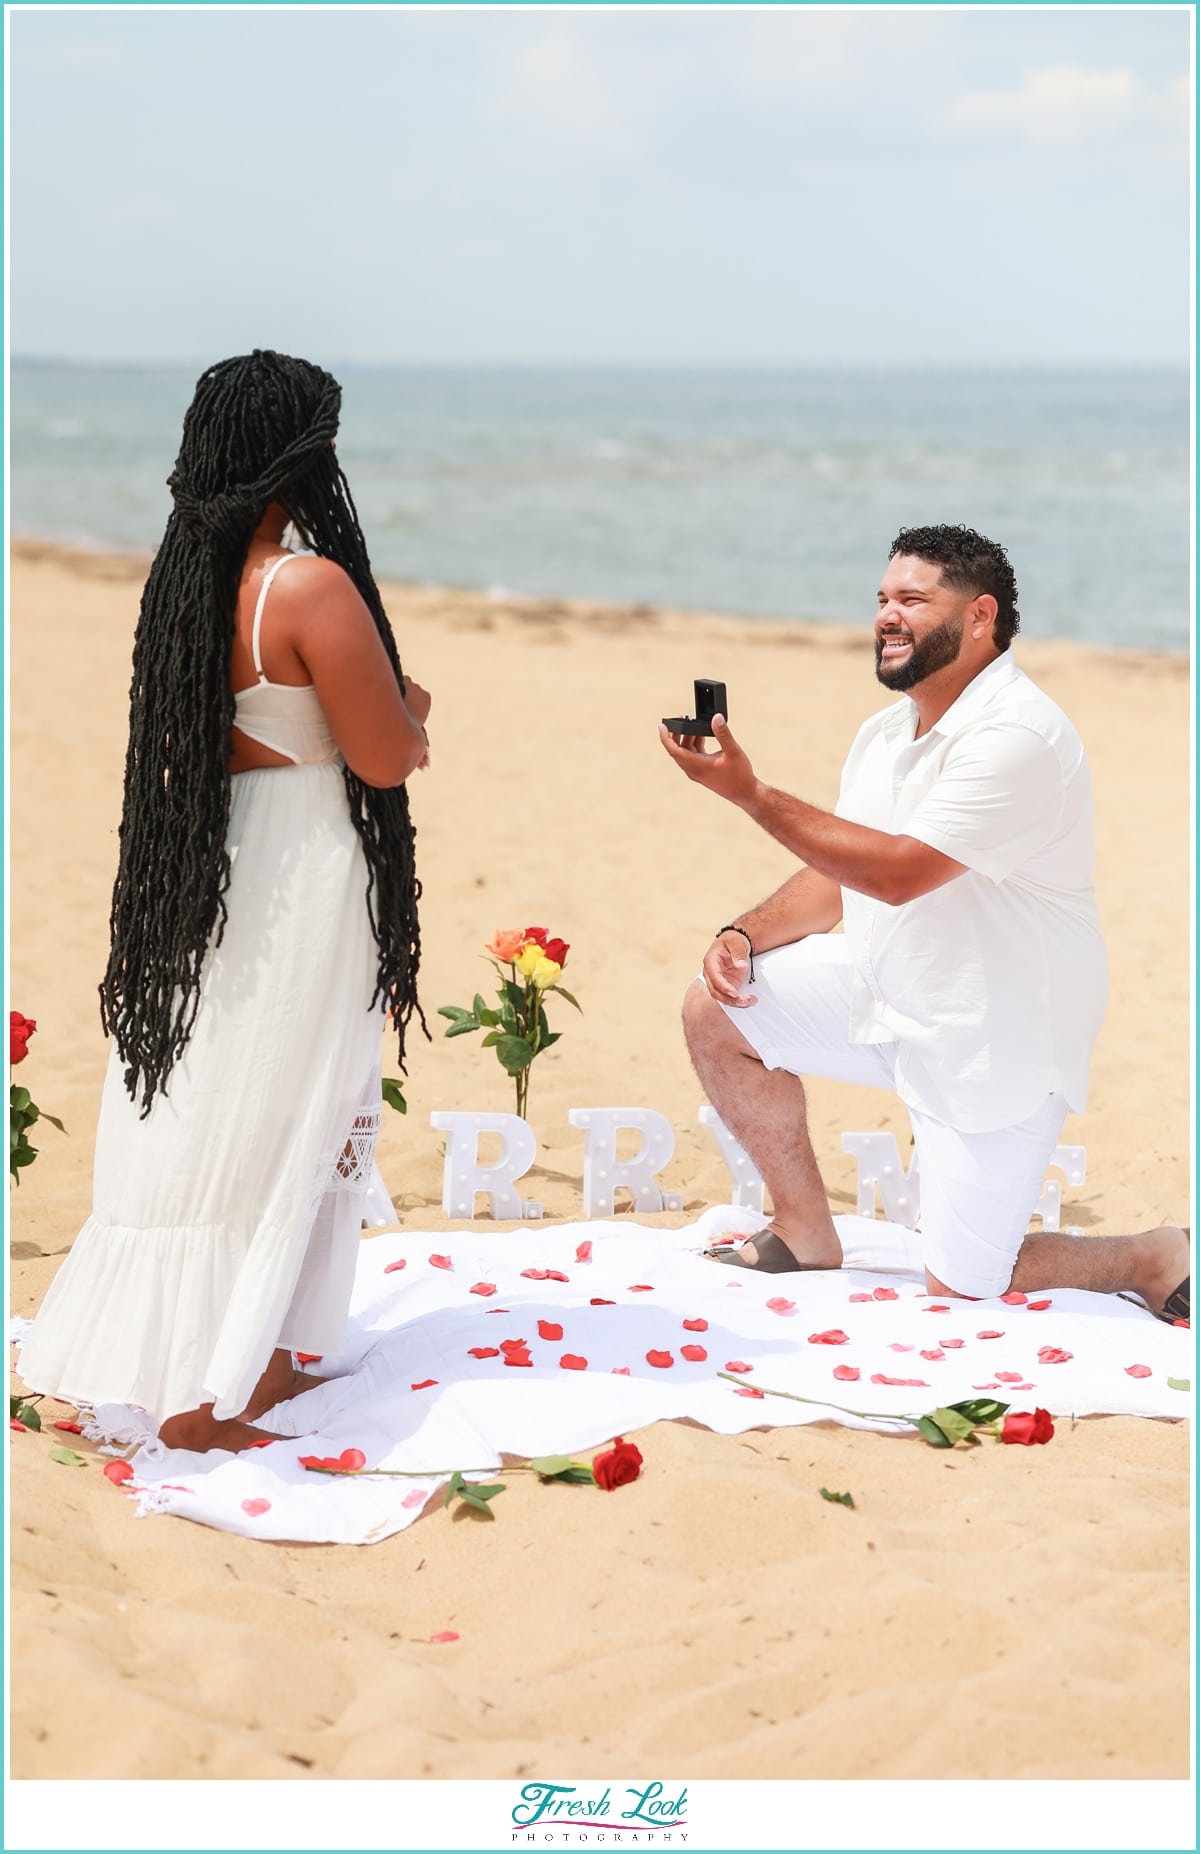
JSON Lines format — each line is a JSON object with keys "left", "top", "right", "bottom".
{"left": 718, "top": 936, "right": 1069, "bottom": 1298}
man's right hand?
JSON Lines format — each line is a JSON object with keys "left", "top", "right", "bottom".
{"left": 702, "top": 930, "right": 758, "bottom": 1008}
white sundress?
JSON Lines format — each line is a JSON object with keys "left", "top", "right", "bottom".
{"left": 18, "top": 554, "right": 387, "bottom": 1424}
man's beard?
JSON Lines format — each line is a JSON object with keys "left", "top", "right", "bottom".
{"left": 875, "top": 615, "right": 964, "bottom": 691}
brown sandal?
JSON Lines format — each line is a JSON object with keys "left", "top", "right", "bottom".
{"left": 705, "top": 1230, "right": 826, "bottom": 1274}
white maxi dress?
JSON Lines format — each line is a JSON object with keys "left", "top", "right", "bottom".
{"left": 19, "top": 554, "right": 387, "bottom": 1423}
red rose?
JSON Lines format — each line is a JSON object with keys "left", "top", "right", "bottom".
{"left": 544, "top": 937, "right": 569, "bottom": 968}
{"left": 522, "top": 926, "right": 549, "bottom": 949}
{"left": 591, "top": 1435, "right": 643, "bottom": 1491}
{"left": 10, "top": 1012, "right": 36, "bottom": 1065}
{"left": 1000, "top": 1408, "right": 1055, "bottom": 1446}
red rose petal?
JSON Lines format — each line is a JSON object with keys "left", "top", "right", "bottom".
{"left": 920, "top": 1349, "right": 945, "bottom": 1361}
{"left": 429, "top": 1630, "right": 460, "bottom": 1644}
{"left": 628, "top": 1284, "right": 654, "bottom": 1293}
{"left": 808, "top": 1328, "right": 849, "bottom": 1344}
{"left": 241, "top": 1497, "right": 271, "bottom": 1518}
{"left": 925, "top": 1304, "right": 951, "bottom": 1313}
{"left": 103, "top": 1460, "right": 135, "bottom": 1484}
{"left": 611, "top": 1366, "right": 631, "bottom": 1375}
{"left": 680, "top": 1344, "right": 708, "bottom": 1362}
{"left": 545, "top": 1270, "right": 570, "bottom": 1283}
{"left": 872, "top": 1287, "right": 898, "bottom": 1301}
{"left": 1001, "top": 1291, "right": 1028, "bottom": 1305}
{"left": 53, "top": 1420, "right": 84, "bottom": 1434}
{"left": 735, "top": 1386, "right": 765, "bottom": 1399}
{"left": 849, "top": 1292, "right": 872, "bottom": 1303}
{"left": 870, "top": 1374, "right": 929, "bottom": 1387}
{"left": 977, "top": 1330, "right": 1005, "bottom": 1340}
{"left": 767, "top": 1298, "right": 797, "bottom": 1316}
{"left": 470, "top": 1282, "right": 497, "bottom": 1297}
{"left": 499, "top": 1337, "right": 528, "bottom": 1352}
{"left": 590, "top": 1297, "right": 616, "bottom": 1306}
{"left": 337, "top": 1449, "right": 367, "bottom": 1471}
{"left": 973, "top": 1383, "right": 1000, "bottom": 1391}
{"left": 402, "top": 1488, "right": 429, "bottom": 1509}
{"left": 1027, "top": 1299, "right": 1052, "bottom": 1311}
{"left": 1125, "top": 1363, "right": 1152, "bottom": 1378}
{"left": 537, "top": 1320, "right": 564, "bottom": 1341}
{"left": 889, "top": 1342, "right": 916, "bottom": 1353}
{"left": 485, "top": 1307, "right": 510, "bottom": 1314}
{"left": 411, "top": 1379, "right": 437, "bottom": 1391}
{"left": 295, "top": 1352, "right": 323, "bottom": 1364}
{"left": 503, "top": 1349, "right": 533, "bottom": 1367}
{"left": 560, "top": 1354, "right": 588, "bottom": 1371}
{"left": 468, "top": 1346, "right": 500, "bottom": 1359}
{"left": 682, "top": 1318, "right": 709, "bottom": 1332}
{"left": 995, "top": 1371, "right": 1024, "bottom": 1383}
{"left": 708, "top": 1236, "right": 736, "bottom": 1247}
{"left": 646, "top": 1349, "right": 674, "bottom": 1368}
{"left": 521, "top": 1268, "right": 549, "bottom": 1281}
{"left": 833, "top": 1365, "right": 861, "bottom": 1382}
{"left": 384, "top": 1259, "right": 407, "bottom": 1274}
{"left": 575, "top": 1241, "right": 593, "bottom": 1263}
{"left": 724, "top": 1360, "right": 753, "bottom": 1373}
{"left": 244, "top": 1438, "right": 273, "bottom": 1450}
{"left": 1037, "top": 1347, "right": 1072, "bottom": 1365}
{"left": 941, "top": 1338, "right": 965, "bottom": 1349}
{"left": 429, "top": 1254, "right": 453, "bottom": 1271}
{"left": 9, "top": 1420, "right": 26, "bottom": 1432}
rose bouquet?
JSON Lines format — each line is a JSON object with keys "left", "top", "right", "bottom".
{"left": 439, "top": 927, "right": 580, "bottom": 1119}
{"left": 10, "top": 1013, "right": 66, "bottom": 1184}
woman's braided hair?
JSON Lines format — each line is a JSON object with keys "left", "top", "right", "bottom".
{"left": 100, "top": 349, "right": 423, "bottom": 1113}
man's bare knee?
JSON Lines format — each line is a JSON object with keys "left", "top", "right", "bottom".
{"left": 924, "top": 1267, "right": 986, "bottom": 1300}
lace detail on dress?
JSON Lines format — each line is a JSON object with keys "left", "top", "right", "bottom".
{"left": 329, "top": 1101, "right": 382, "bottom": 1193}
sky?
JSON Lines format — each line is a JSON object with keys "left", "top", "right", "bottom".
{"left": 7, "top": 4, "right": 1193, "bottom": 366}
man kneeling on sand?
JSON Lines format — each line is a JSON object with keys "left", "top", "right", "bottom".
{"left": 660, "top": 523, "right": 1189, "bottom": 1321}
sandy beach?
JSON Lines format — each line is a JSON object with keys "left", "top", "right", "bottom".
{"left": 7, "top": 538, "right": 1192, "bottom": 1787}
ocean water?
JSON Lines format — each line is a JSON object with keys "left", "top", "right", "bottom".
{"left": 9, "top": 361, "right": 1191, "bottom": 651}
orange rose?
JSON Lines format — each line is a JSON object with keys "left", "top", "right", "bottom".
{"left": 486, "top": 928, "right": 527, "bottom": 963}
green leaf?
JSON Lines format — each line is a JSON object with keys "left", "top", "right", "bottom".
{"left": 1167, "top": 1377, "right": 1191, "bottom": 1392}
{"left": 10, "top": 1086, "right": 31, "bottom": 1113}
{"left": 17, "top": 1403, "right": 42, "bottom": 1432}
{"left": 819, "top": 1487, "right": 855, "bottom": 1509}
{"left": 380, "top": 1078, "right": 408, "bottom": 1115}
{"left": 916, "top": 1415, "right": 954, "bottom": 1448}
{"left": 23, "top": 1104, "right": 40, "bottom": 1127}
{"left": 437, "top": 1005, "right": 475, "bottom": 1023}
{"left": 472, "top": 993, "right": 489, "bottom": 1018}
{"left": 444, "top": 1019, "right": 482, "bottom": 1039}
{"left": 501, "top": 979, "right": 526, "bottom": 1013}
{"left": 555, "top": 1465, "right": 597, "bottom": 1484}
{"left": 494, "top": 1035, "right": 535, "bottom": 1077}
{"left": 554, "top": 987, "right": 582, "bottom": 1012}
{"left": 49, "top": 1448, "right": 87, "bottom": 1468}
{"left": 528, "top": 1454, "right": 573, "bottom": 1478}
{"left": 947, "top": 1397, "right": 1009, "bottom": 1425}
{"left": 926, "top": 1406, "right": 981, "bottom": 1445}
{"left": 459, "top": 1496, "right": 496, "bottom": 1519}
{"left": 39, "top": 1113, "right": 66, "bottom": 1134}
{"left": 477, "top": 1008, "right": 502, "bottom": 1028}
{"left": 445, "top": 1469, "right": 466, "bottom": 1508}
{"left": 479, "top": 1030, "right": 504, "bottom": 1048}
{"left": 540, "top": 1031, "right": 561, "bottom": 1049}
{"left": 11, "top": 1144, "right": 37, "bottom": 1168}
{"left": 9, "top": 1395, "right": 22, "bottom": 1420}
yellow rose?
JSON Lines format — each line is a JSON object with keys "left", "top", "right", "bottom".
{"left": 514, "top": 943, "right": 543, "bottom": 977}
{"left": 531, "top": 956, "right": 562, "bottom": 990}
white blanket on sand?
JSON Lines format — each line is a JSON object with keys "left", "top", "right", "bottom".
{"left": 26, "top": 1211, "right": 1191, "bottom": 1547}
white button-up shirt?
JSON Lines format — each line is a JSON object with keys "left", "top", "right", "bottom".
{"left": 835, "top": 652, "right": 1108, "bottom": 1133}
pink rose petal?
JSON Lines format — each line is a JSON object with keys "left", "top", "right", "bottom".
{"left": 871, "top": 1374, "right": 929, "bottom": 1388}
{"left": 384, "top": 1258, "right": 407, "bottom": 1274}
{"left": 575, "top": 1241, "right": 593, "bottom": 1263}
{"left": 977, "top": 1330, "right": 1005, "bottom": 1340}
{"left": 995, "top": 1372, "right": 1024, "bottom": 1383}
{"left": 241, "top": 1498, "right": 271, "bottom": 1518}
{"left": 920, "top": 1349, "right": 945, "bottom": 1361}
{"left": 402, "top": 1488, "right": 430, "bottom": 1509}
{"left": 767, "top": 1298, "right": 797, "bottom": 1316}
{"left": 1125, "top": 1363, "right": 1152, "bottom": 1379}
{"left": 1027, "top": 1299, "right": 1052, "bottom": 1311}
{"left": 429, "top": 1254, "right": 453, "bottom": 1271}
{"left": 429, "top": 1630, "right": 460, "bottom": 1644}
{"left": 849, "top": 1292, "right": 872, "bottom": 1303}
{"left": 833, "top": 1365, "right": 861, "bottom": 1382}
{"left": 1001, "top": 1291, "right": 1028, "bottom": 1305}
{"left": 724, "top": 1360, "right": 753, "bottom": 1374}
{"left": 680, "top": 1344, "right": 708, "bottom": 1362}
{"left": 889, "top": 1342, "right": 916, "bottom": 1353}
{"left": 611, "top": 1366, "right": 630, "bottom": 1376}
{"left": 735, "top": 1386, "right": 765, "bottom": 1399}
{"left": 872, "top": 1287, "right": 898, "bottom": 1301}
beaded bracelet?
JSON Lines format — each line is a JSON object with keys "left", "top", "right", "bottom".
{"left": 716, "top": 923, "right": 755, "bottom": 981}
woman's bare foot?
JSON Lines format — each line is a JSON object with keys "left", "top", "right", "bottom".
{"left": 157, "top": 1405, "right": 282, "bottom": 1453}
{"left": 238, "top": 1347, "right": 330, "bottom": 1423}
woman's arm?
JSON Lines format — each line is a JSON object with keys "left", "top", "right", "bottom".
{"left": 273, "top": 557, "right": 429, "bottom": 787}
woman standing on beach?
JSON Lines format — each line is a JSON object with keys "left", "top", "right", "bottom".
{"left": 18, "top": 350, "right": 431, "bottom": 1452}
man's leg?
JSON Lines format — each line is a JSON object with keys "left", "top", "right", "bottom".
{"left": 683, "top": 980, "right": 843, "bottom": 1266}
{"left": 929, "top": 1226, "right": 1190, "bottom": 1315}
{"left": 914, "top": 1098, "right": 1189, "bottom": 1314}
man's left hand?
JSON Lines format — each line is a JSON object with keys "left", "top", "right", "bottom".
{"left": 659, "top": 714, "right": 757, "bottom": 808}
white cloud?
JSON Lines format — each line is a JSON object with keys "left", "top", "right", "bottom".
{"left": 945, "top": 65, "right": 1185, "bottom": 145}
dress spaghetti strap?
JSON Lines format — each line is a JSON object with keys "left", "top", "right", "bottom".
{"left": 250, "top": 552, "right": 301, "bottom": 682}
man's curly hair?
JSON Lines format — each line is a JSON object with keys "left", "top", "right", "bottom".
{"left": 889, "top": 524, "right": 1021, "bottom": 651}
